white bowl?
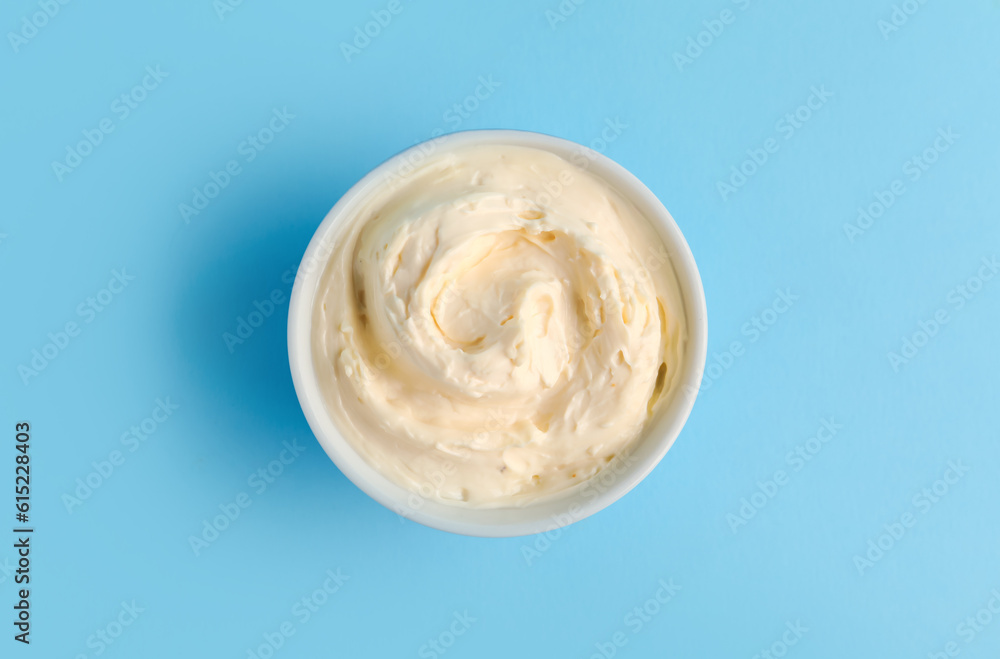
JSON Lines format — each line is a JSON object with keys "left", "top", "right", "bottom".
{"left": 288, "top": 129, "right": 707, "bottom": 537}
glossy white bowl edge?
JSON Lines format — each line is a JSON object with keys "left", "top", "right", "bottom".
{"left": 287, "top": 129, "right": 708, "bottom": 537}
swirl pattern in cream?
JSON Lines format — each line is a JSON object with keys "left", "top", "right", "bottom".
{"left": 312, "top": 143, "right": 686, "bottom": 506}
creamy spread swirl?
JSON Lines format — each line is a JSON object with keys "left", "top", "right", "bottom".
{"left": 311, "top": 143, "right": 686, "bottom": 506}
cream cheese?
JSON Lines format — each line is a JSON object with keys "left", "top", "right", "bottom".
{"left": 311, "top": 143, "right": 686, "bottom": 506}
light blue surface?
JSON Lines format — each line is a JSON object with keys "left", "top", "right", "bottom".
{"left": 2, "top": 0, "right": 999, "bottom": 657}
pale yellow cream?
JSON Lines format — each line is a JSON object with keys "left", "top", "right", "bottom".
{"left": 311, "top": 143, "right": 686, "bottom": 506}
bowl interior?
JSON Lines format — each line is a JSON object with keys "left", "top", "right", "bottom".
{"left": 288, "top": 129, "right": 707, "bottom": 537}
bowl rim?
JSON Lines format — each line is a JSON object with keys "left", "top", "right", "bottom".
{"left": 287, "top": 128, "right": 708, "bottom": 537}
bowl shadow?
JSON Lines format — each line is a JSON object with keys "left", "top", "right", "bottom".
{"left": 168, "top": 160, "right": 361, "bottom": 497}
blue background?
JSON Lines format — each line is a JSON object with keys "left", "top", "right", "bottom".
{"left": 2, "top": 0, "right": 999, "bottom": 657}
